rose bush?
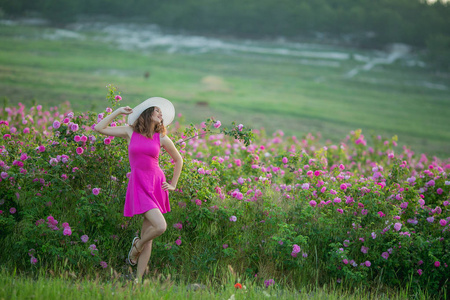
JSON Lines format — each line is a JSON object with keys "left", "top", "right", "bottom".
{"left": 0, "top": 86, "right": 448, "bottom": 295}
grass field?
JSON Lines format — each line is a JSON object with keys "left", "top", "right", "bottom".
{"left": 0, "top": 269, "right": 431, "bottom": 300}
{"left": 1, "top": 20, "right": 449, "bottom": 157}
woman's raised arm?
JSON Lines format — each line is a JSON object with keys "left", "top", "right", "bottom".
{"left": 94, "top": 106, "right": 133, "bottom": 139}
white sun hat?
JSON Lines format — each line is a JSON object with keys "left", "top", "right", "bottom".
{"left": 127, "top": 97, "right": 175, "bottom": 126}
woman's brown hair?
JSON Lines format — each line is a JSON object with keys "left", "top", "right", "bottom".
{"left": 130, "top": 107, "right": 166, "bottom": 138}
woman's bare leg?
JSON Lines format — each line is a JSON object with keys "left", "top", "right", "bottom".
{"left": 136, "top": 218, "right": 153, "bottom": 280}
{"left": 132, "top": 209, "right": 167, "bottom": 280}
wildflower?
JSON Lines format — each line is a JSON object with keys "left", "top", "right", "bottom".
{"left": 63, "top": 227, "right": 72, "bottom": 236}
{"left": 364, "top": 261, "right": 371, "bottom": 267}
{"left": 223, "top": 244, "right": 228, "bottom": 249}
{"left": 237, "top": 124, "right": 244, "bottom": 131}
{"left": 229, "top": 216, "right": 237, "bottom": 222}
{"left": 92, "top": 188, "right": 100, "bottom": 195}
{"left": 435, "top": 261, "right": 440, "bottom": 267}
{"left": 436, "top": 188, "right": 443, "bottom": 195}
{"left": 314, "top": 170, "right": 321, "bottom": 176}
{"left": 62, "top": 222, "right": 70, "bottom": 228}
{"left": 309, "top": 200, "right": 317, "bottom": 207}
{"left": 49, "top": 158, "right": 58, "bottom": 166}
{"left": 340, "top": 184, "right": 347, "bottom": 190}
{"left": 53, "top": 120, "right": 61, "bottom": 129}
{"left": 400, "top": 202, "right": 408, "bottom": 209}
{"left": 282, "top": 157, "right": 288, "bottom": 164}
{"left": 339, "top": 164, "right": 345, "bottom": 170}
{"left": 302, "top": 252, "right": 308, "bottom": 258}
{"left": 100, "top": 261, "right": 108, "bottom": 268}
{"left": 81, "top": 235, "right": 89, "bottom": 243}
{"left": 361, "top": 246, "right": 368, "bottom": 254}
{"left": 174, "top": 222, "right": 183, "bottom": 230}
{"left": 337, "top": 209, "right": 344, "bottom": 214}
{"left": 175, "top": 238, "right": 182, "bottom": 246}
{"left": 0, "top": 172, "right": 8, "bottom": 179}
{"left": 440, "top": 219, "right": 448, "bottom": 226}
{"left": 418, "top": 260, "right": 423, "bottom": 265}
{"left": 343, "top": 240, "right": 350, "bottom": 247}
{"left": 234, "top": 283, "right": 242, "bottom": 289}
{"left": 302, "top": 183, "right": 310, "bottom": 190}
{"left": 382, "top": 252, "right": 389, "bottom": 259}
{"left": 70, "top": 123, "right": 79, "bottom": 132}
{"left": 115, "top": 95, "right": 122, "bottom": 101}
{"left": 104, "top": 138, "right": 111, "bottom": 145}
{"left": 407, "top": 219, "right": 418, "bottom": 225}
{"left": 195, "top": 199, "right": 202, "bottom": 206}
{"left": 264, "top": 279, "right": 275, "bottom": 288}
{"left": 361, "top": 209, "right": 368, "bottom": 215}
{"left": 214, "top": 120, "right": 221, "bottom": 128}
{"left": 427, "top": 217, "right": 434, "bottom": 223}
{"left": 10, "top": 207, "right": 16, "bottom": 214}
{"left": 292, "top": 244, "right": 301, "bottom": 254}
{"left": 333, "top": 197, "right": 341, "bottom": 203}
{"left": 30, "top": 257, "right": 37, "bottom": 265}
{"left": 330, "top": 189, "right": 337, "bottom": 195}
{"left": 393, "top": 223, "right": 402, "bottom": 231}
{"left": 417, "top": 269, "right": 423, "bottom": 276}
{"left": 76, "top": 147, "right": 84, "bottom": 155}
{"left": 371, "top": 232, "right": 377, "bottom": 239}
{"left": 198, "top": 168, "right": 205, "bottom": 174}
{"left": 47, "top": 216, "right": 58, "bottom": 225}
{"left": 89, "top": 244, "right": 97, "bottom": 251}
{"left": 278, "top": 240, "right": 283, "bottom": 245}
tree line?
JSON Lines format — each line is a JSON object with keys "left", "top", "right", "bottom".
{"left": 1, "top": 0, "right": 450, "bottom": 69}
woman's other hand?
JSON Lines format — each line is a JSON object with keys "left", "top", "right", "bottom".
{"left": 119, "top": 106, "right": 133, "bottom": 115}
{"left": 162, "top": 182, "right": 176, "bottom": 191}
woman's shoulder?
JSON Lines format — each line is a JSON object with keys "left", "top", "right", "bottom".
{"left": 159, "top": 133, "right": 173, "bottom": 146}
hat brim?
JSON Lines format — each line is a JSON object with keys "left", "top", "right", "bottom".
{"left": 127, "top": 97, "right": 175, "bottom": 126}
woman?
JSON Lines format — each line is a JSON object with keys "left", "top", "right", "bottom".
{"left": 94, "top": 97, "right": 183, "bottom": 283}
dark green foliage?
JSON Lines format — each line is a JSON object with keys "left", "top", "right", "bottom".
{"left": 1, "top": 0, "right": 449, "bottom": 47}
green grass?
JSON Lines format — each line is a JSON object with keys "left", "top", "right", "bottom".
{"left": 0, "top": 269, "right": 432, "bottom": 300}
{"left": 1, "top": 23, "right": 449, "bottom": 157}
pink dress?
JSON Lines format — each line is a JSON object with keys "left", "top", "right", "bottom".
{"left": 124, "top": 131, "right": 170, "bottom": 217}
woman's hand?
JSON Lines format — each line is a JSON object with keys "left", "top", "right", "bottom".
{"left": 162, "top": 182, "right": 176, "bottom": 191}
{"left": 119, "top": 106, "right": 133, "bottom": 115}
